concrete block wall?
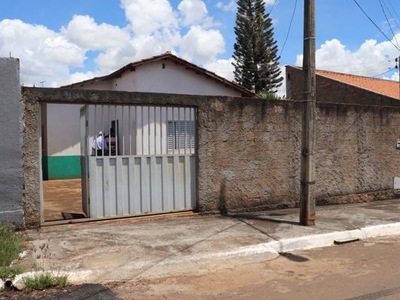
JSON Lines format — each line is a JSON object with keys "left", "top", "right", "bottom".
{"left": 197, "top": 99, "right": 400, "bottom": 211}
{"left": 21, "top": 88, "right": 400, "bottom": 227}
{"left": 316, "top": 104, "right": 400, "bottom": 204}
{"left": 0, "top": 58, "right": 24, "bottom": 227}
{"left": 198, "top": 98, "right": 302, "bottom": 211}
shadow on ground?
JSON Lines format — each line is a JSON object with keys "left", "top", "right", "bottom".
{"left": 0, "top": 284, "right": 119, "bottom": 300}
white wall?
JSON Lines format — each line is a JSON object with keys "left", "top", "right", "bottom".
{"left": 110, "top": 61, "right": 241, "bottom": 97}
{"left": 46, "top": 103, "right": 82, "bottom": 156}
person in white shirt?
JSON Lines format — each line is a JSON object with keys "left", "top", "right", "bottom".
{"left": 91, "top": 131, "right": 108, "bottom": 156}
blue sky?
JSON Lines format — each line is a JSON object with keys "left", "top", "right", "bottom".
{"left": 0, "top": 0, "right": 399, "bottom": 94}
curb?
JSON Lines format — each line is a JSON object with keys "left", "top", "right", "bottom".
{"left": 132, "top": 222, "right": 400, "bottom": 267}
{"left": 248, "top": 222, "right": 400, "bottom": 255}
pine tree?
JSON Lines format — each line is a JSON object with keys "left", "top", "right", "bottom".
{"left": 232, "top": 0, "right": 283, "bottom": 95}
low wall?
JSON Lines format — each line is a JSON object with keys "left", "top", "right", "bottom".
{"left": 21, "top": 88, "right": 400, "bottom": 227}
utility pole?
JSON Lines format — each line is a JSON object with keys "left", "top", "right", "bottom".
{"left": 300, "top": 0, "right": 316, "bottom": 226}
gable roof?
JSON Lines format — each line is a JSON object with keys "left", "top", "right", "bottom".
{"left": 317, "top": 69, "right": 399, "bottom": 99}
{"left": 62, "top": 52, "right": 256, "bottom": 97}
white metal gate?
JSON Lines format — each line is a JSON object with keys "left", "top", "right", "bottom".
{"left": 80, "top": 104, "right": 197, "bottom": 219}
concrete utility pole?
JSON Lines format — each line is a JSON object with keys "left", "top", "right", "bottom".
{"left": 300, "top": 0, "right": 316, "bottom": 226}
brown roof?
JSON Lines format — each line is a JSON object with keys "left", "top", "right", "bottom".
{"left": 62, "top": 52, "right": 256, "bottom": 97}
{"left": 316, "top": 69, "right": 399, "bottom": 99}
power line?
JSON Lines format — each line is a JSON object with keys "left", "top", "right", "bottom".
{"left": 386, "top": 0, "right": 400, "bottom": 27}
{"left": 372, "top": 67, "right": 397, "bottom": 77}
{"left": 378, "top": 0, "right": 400, "bottom": 50}
{"left": 381, "top": 0, "right": 400, "bottom": 34}
{"left": 352, "top": 0, "right": 400, "bottom": 52}
{"left": 268, "top": 0, "right": 279, "bottom": 14}
{"left": 279, "top": 0, "right": 298, "bottom": 58}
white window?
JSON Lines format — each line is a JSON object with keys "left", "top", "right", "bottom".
{"left": 167, "top": 121, "right": 195, "bottom": 151}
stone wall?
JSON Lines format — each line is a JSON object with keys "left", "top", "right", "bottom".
{"left": 198, "top": 98, "right": 302, "bottom": 211}
{"left": 0, "top": 58, "right": 24, "bottom": 227}
{"left": 21, "top": 87, "right": 400, "bottom": 227}
{"left": 315, "top": 103, "right": 400, "bottom": 204}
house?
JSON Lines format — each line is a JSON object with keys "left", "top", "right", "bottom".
{"left": 62, "top": 52, "right": 255, "bottom": 97}
{"left": 43, "top": 53, "right": 255, "bottom": 180}
{"left": 286, "top": 66, "right": 399, "bottom": 105}
{"left": 5, "top": 57, "right": 400, "bottom": 227}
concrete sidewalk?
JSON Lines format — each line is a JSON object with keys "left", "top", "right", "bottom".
{"left": 19, "top": 199, "right": 400, "bottom": 284}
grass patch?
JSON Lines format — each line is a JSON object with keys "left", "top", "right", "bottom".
{"left": 0, "top": 223, "right": 24, "bottom": 280}
{"left": 23, "top": 273, "right": 68, "bottom": 292}
{"left": 0, "top": 223, "right": 23, "bottom": 267}
{"left": 0, "top": 265, "right": 23, "bottom": 280}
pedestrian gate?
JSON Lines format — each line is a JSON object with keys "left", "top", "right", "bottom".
{"left": 80, "top": 105, "right": 197, "bottom": 219}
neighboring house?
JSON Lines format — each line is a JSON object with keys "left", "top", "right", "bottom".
{"left": 286, "top": 66, "right": 400, "bottom": 105}
{"left": 43, "top": 53, "right": 255, "bottom": 180}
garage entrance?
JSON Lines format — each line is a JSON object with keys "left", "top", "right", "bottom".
{"left": 81, "top": 104, "right": 197, "bottom": 219}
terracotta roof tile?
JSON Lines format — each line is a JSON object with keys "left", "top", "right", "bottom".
{"left": 316, "top": 69, "right": 399, "bottom": 99}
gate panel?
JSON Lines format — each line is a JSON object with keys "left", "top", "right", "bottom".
{"left": 80, "top": 105, "right": 90, "bottom": 217}
{"left": 87, "top": 105, "right": 197, "bottom": 219}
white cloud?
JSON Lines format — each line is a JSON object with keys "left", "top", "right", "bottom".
{"left": 121, "top": 0, "right": 178, "bottom": 36}
{"left": 204, "top": 58, "right": 235, "bottom": 81}
{"left": 216, "top": 1, "right": 236, "bottom": 12}
{"left": 178, "top": 0, "right": 208, "bottom": 25}
{"left": 67, "top": 71, "right": 97, "bottom": 85}
{"left": 181, "top": 26, "right": 225, "bottom": 64}
{"left": 130, "top": 28, "right": 182, "bottom": 59}
{"left": 62, "top": 15, "right": 130, "bottom": 50}
{"left": 0, "top": 0, "right": 230, "bottom": 88}
{"left": 0, "top": 19, "right": 85, "bottom": 87}
{"left": 295, "top": 36, "right": 400, "bottom": 78}
{"left": 95, "top": 43, "right": 137, "bottom": 72}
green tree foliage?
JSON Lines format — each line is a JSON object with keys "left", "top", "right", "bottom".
{"left": 233, "top": 0, "right": 283, "bottom": 95}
